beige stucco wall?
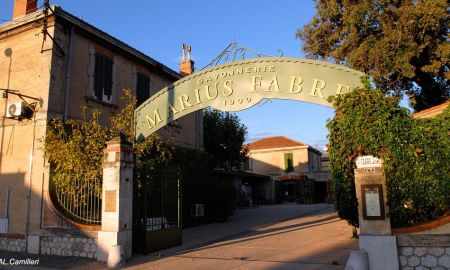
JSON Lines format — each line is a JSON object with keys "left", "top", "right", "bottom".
{"left": 0, "top": 19, "right": 55, "bottom": 234}
{"left": 248, "top": 146, "right": 321, "bottom": 177}
{"left": 312, "top": 156, "right": 331, "bottom": 182}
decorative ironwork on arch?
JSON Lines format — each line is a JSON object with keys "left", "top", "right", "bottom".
{"left": 201, "top": 42, "right": 283, "bottom": 70}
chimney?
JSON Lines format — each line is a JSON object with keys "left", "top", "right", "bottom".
{"left": 13, "top": 0, "right": 38, "bottom": 20}
{"left": 179, "top": 43, "right": 194, "bottom": 77}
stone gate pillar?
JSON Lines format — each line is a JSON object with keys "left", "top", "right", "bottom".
{"left": 97, "top": 136, "right": 133, "bottom": 263}
{"left": 354, "top": 155, "right": 398, "bottom": 270}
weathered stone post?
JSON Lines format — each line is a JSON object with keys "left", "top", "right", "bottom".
{"left": 97, "top": 136, "right": 133, "bottom": 263}
{"left": 354, "top": 155, "right": 398, "bottom": 270}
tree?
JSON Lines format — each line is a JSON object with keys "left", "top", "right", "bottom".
{"left": 203, "top": 109, "right": 248, "bottom": 169}
{"left": 110, "top": 89, "right": 173, "bottom": 171}
{"left": 297, "top": 0, "right": 449, "bottom": 111}
{"left": 44, "top": 89, "right": 172, "bottom": 196}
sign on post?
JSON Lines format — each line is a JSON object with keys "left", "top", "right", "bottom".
{"left": 361, "top": 184, "right": 385, "bottom": 220}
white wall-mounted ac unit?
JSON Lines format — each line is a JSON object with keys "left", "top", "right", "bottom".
{"left": 191, "top": 204, "right": 204, "bottom": 217}
{"left": 6, "top": 102, "right": 32, "bottom": 118}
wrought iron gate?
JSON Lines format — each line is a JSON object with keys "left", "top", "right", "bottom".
{"left": 133, "top": 168, "right": 182, "bottom": 254}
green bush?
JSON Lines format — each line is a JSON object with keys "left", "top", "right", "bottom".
{"left": 328, "top": 85, "right": 449, "bottom": 228}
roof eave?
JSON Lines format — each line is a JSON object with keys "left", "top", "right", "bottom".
{"left": 248, "top": 145, "right": 309, "bottom": 153}
{"left": 0, "top": 5, "right": 182, "bottom": 81}
{"left": 53, "top": 6, "right": 181, "bottom": 80}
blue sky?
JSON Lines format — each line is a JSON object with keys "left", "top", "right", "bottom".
{"left": 1, "top": 0, "right": 335, "bottom": 149}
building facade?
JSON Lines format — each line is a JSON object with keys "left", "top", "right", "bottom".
{"left": 0, "top": 1, "right": 202, "bottom": 257}
{"left": 245, "top": 136, "right": 331, "bottom": 203}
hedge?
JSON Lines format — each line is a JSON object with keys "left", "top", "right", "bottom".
{"left": 327, "top": 85, "right": 449, "bottom": 228}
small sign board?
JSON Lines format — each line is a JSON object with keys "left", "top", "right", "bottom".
{"left": 105, "top": 190, "right": 116, "bottom": 212}
{"left": 356, "top": 155, "right": 382, "bottom": 168}
{"left": 361, "top": 184, "right": 385, "bottom": 220}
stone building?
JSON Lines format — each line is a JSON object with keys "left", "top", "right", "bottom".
{"left": 0, "top": 1, "right": 202, "bottom": 257}
{"left": 245, "top": 136, "right": 331, "bottom": 203}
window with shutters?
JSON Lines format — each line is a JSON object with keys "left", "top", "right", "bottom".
{"left": 93, "top": 53, "right": 113, "bottom": 102}
{"left": 136, "top": 72, "right": 150, "bottom": 106}
{"left": 284, "top": 153, "right": 294, "bottom": 172}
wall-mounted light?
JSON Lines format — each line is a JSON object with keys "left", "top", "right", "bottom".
{"left": 2, "top": 91, "right": 7, "bottom": 99}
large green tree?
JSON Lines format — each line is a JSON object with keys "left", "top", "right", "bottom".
{"left": 297, "top": 0, "right": 449, "bottom": 111}
{"left": 203, "top": 109, "right": 248, "bottom": 169}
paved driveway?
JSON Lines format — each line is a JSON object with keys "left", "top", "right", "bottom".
{"left": 0, "top": 204, "right": 357, "bottom": 269}
{"left": 126, "top": 204, "right": 357, "bottom": 270}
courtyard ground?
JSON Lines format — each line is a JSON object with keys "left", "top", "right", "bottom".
{"left": 0, "top": 204, "right": 357, "bottom": 269}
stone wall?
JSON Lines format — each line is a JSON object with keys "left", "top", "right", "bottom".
{"left": 0, "top": 237, "right": 26, "bottom": 252}
{"left": 397, "top": 235, "right": 450, "bottom": 270}
{"left": 40, "top": 236, "right": 97, "bottom": 258}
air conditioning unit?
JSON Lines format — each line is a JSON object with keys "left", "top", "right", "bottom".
{"left": 6, "top": 102, "right": 32, "bottom": 119}
{"left": 191, "top": 204, "right": 204, "bottom": 217}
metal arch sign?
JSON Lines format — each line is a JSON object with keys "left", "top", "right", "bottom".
{"left": 134, "top": 57, "right": 365, "bottom": 142}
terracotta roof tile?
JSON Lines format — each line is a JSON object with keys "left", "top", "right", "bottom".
{"left": 246, "top": 136, "right": 306, "bottom": 151}
{"left": 411, "top": 101, "right": 450, "bottom": 119}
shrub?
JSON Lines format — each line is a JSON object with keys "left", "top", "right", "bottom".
{"left": 328, "top": 84, "right": 449, "bottom": 228}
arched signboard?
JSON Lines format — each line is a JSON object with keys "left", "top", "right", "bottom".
{"left": 135, "top": 57, "right": 364, "bottom": 142}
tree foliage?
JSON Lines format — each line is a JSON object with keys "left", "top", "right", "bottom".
{"left": 44, "top": 108, "right": 109, "bottom": 197}
{"left": 44, "top": 89, "right": 172, "bottom": 195}
{"left": 327, "top": 83, "right": 449, "bottom": 228}
{"left": 110, "top": 89, "right": 173, "bottom": 171}
{"left": 297, "top": 0, "right": 450, "bottom": 111}
{"left": 203, "top": 109, "right": 248, "bottom": 169}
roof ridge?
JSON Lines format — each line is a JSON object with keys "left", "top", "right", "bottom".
{"left": 412, "top": 101, "right": 450, "bottom": 118}
{"left": 246, "top": 136, "right": 307, "bottom": 150}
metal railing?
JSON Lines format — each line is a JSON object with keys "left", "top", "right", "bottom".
{"left": 50, "top": 176, "right": 102, "bottom": 225}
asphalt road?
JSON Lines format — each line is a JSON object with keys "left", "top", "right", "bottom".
{"left": 126, "top": 204, "right": 357, "bottom": 270}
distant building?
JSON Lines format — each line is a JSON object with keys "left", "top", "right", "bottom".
{"left": 244, "top": 136, "right": 331, "bottom": 203}
{"left": 411, "top": 101, "right": 449, "bottom": 119}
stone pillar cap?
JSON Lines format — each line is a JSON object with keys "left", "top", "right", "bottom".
{"left": 106, "top": 133, "right": 133, "bottom": 146}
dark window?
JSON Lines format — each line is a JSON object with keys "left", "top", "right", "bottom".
{"left": 94, "top": 53, "right": 113, "bottom": 102}
{"left": 309, "top": 152, "right": 314, "bottom": 170}
{"left": 136, "top": 72, "right": 150, "bottom": 106}
{"left": 284, "top": 153, "right": 294, "bottom": 172}
{"left": 243, "top": 157, "right": 252, "bottom": 170}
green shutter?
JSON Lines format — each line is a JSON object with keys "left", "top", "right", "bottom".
{"left": 94, "top": 54, "right": 103, "bottom": 99}
{"left": 136, "top": 73, "right": 150, "bottom": 106}
{"left": 284, "top": 153, "right": 294, "bottom": 172}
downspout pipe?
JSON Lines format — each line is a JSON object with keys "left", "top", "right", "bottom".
{"left": 25, "top": 114, "right": 37, "bottom": 252}
{"left": 63, "top": 26, "right": 74, "bottom": 120}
